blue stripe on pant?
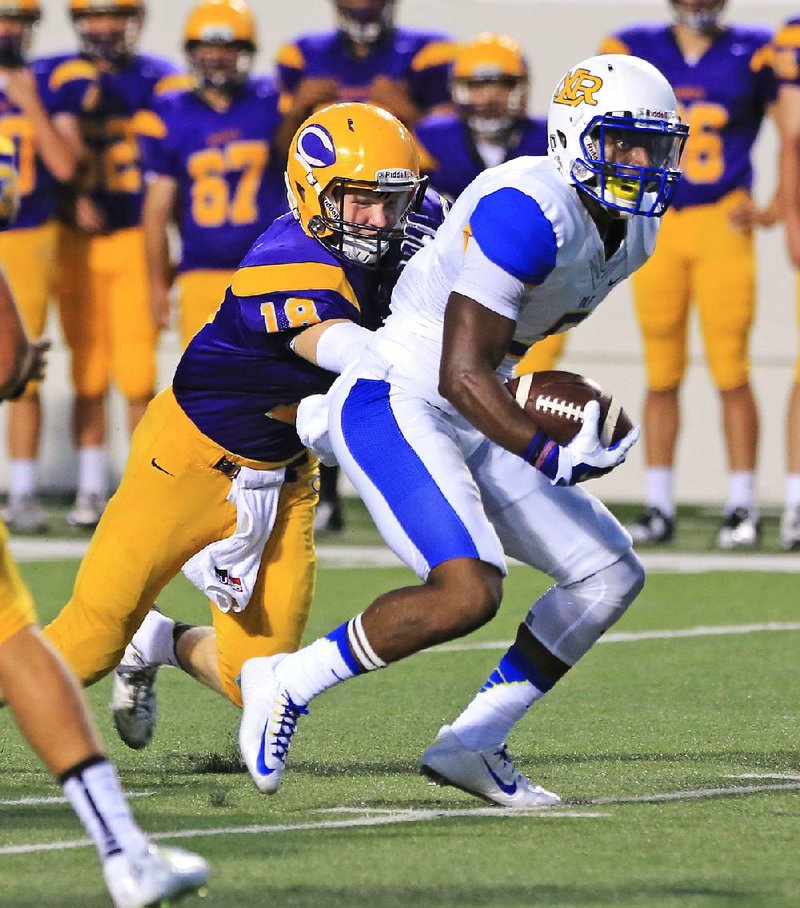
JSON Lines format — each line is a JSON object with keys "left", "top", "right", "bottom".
{"left": 340, "top": 378, "right": 480, "bottom": 571}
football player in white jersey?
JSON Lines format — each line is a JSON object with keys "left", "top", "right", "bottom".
{"left": 238, "top": 55, "right": 688, "bottom": 807}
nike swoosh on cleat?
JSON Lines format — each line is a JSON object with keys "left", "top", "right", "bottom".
{"left": 256, "top": 729, "right": 277, "bottom": 777}
{"left": 480, "top": 757, "right": 517, "bottom": 796}
{"left": 151, "top": 457, "right": 175, "bottom": 476}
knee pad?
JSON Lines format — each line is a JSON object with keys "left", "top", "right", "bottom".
{"left": 524, "top": 550, "right": 645, "bottom": 666}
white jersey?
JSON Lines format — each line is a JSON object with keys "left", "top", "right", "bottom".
{"left": 366, "top": 155, "right": 659, "bottom": 406}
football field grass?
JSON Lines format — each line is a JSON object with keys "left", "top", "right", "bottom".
{"left": 1, "top": 554, "right": 799, "bottom": 907}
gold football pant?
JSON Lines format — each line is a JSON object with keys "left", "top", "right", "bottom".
{"left": 176, "top": 269, "right": 234, "bottom": 349}
{"left": 632, "top": 190, "right": 755, "bottom": 392}
{"left": 0, "top": 522, "right": 37, "bottom": 646}
{"left": 56, "top": 226, "right": 157, "bottom": 400}
{"left": 44, "top": 388, "right": 318, "bottom": 706}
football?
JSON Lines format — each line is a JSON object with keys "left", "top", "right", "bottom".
{"left": 505, "top": 369, "right": 633, "bottom": 447}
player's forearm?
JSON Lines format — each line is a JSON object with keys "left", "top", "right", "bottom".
{"left": 291, "top": 319, "right": 371, "bottom": 371}
{"left": 142, "top": 185, "right": 175, "bottom": 292}
{"left": 439, "top": 360, "right": 543, "bottom": 457}
{"left": 26, "top": 100, "right": 79, "bottom": 183}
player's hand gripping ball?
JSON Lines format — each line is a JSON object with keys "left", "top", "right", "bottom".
{"left": 506, "top": 369, "right": 632, "bottom": 446}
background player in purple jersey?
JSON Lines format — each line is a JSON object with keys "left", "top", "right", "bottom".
{"left": 416, "top": 33, "right": 546, "bottom": 202}
{"left": 276, "top": 0, "right": 453, "bottom": 138}
{"left": 138, "top": 0, "right": 287, "bottom": 349}
{"left": 770, "top": 16, "right": 800, "bottom": 549}
{"left": 276, "top": 0, "right": 455, "bottom": 533}
{"left": 601, "top": 0, "right": 778, "bottom": 549}
{"left": 0, "top": 0, "right": 92, "bottom": 533}
{"left": 37, "top": 103, "right": 435, "bottom": 752}
{"left": 55, "top": 0, "right": 190, "bottom": 531}
{"left": 415, "top": 32, "right": 563, "bottom": 377}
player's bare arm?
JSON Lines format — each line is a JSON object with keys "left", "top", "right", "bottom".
{"left": 440, "top": 291, "right": 538, "bottom": 455}
{"left": 778, "top": 84, "right": 800, "bottom": 267}
{"left": 142, "top": 173, "right": 178, "bottom": 329}
{"left": 1, "top": 67, "right": 79, "bottom": 182}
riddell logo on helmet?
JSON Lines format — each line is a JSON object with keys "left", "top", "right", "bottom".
{"left": 553, "top": 68, "right": 604, "bottom": 107}
{"left": 376, "top": 168, "right": 414, "bottom": 184}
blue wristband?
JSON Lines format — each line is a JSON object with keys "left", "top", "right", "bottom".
{"left": 521, "top": 431, "right": 549, "bottom": 465}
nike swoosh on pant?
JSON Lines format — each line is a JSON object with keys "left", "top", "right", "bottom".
{"left": 150, "top": 458, "right": 174, "bottom": 477}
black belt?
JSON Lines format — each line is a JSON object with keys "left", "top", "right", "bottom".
{"left": 509, "top": 341, "right": 530, "bottom": 358}
{"left": 214, "top": 450, "right": 308, "bottom": 483}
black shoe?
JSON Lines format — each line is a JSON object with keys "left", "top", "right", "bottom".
{"left": 626, "top": 507, "right": 675, "bottom": 544}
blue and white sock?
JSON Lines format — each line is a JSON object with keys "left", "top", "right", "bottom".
{"left": 449, "top": 644, "right": 554, "bottom": 751}
{"left": 275, "top": 613, "right": 386, "bottom": 705}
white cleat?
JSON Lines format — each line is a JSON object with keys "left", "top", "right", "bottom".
{"left": 780, "top": 505, "right": 800, "bottom": 551}
{"left": 238, "top": 654, "right": 307, "bottom": 794}
{"left": 1, "top": 495, "right": 49, "bottom": 533}
{"left": 420, "top": 725, "right": 562, "bottom": 809}
{"left": 66, "top": 492, "right": 107, "bottom": 529}
{"left": 716, "top": 507, "right": 761, "bottom": 550}
{"left": 112, "top": 639, "right": 159, "bottom": 750}
{"left": 103, "top": 845, "right": 208, "bottom": 908}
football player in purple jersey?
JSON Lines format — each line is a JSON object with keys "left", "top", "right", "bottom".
{"left": 138, "top": 0, "right": 287, "bottom": 349}
{"left": 0, "top": 0, "right": 92, "bottom": 533}
{"left": 54, "top": 0, "right": 190, "bottom": 531}
{"left": 602, "top": 0, "right": 778, "bottom": 549}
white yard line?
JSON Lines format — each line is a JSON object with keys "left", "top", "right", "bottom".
{"left": 431, "top": 622, "right": 800, "bottom": 654}
{"left": 2, "top": 781, "right": 797, "bottom": 857}
{"left": 0, "top": 792, "right": 151, "bottom": 807}
{"left": 11, "top": 538, "right": 800, "bottom": 573}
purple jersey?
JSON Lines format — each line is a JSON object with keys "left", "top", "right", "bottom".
{"left": 173, "top": 214, "right": 395, "bottom": 462}
{"left": 0, "top": 56, "right": 95, "bottom": 229}
{"left": 415, "top": 114, "right": 548, "bottom": 200}
{"left": 771, "top": 18, "right": 800, "bottom": 87}
{"left": 602, "top": 25, "right": 775, "bottom": 209}
{"left": 138, "top": 77, "right": 288, "bottom": 273}
{"left": 276, "top": 27, "right": 454, "bottom": 115}
{"left": 51, "top": 52, "right": 189, "bottom": 231}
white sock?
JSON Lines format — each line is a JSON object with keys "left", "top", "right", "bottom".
{"left": 450, "top": 680, "right": 543, "bottom": 751}
{"left": 78, "top": 446, "right": 108, "bottom": 498}
{"left": 644, "top": 467, "right": 674, "bottom": 517}
{"left": 275, "top": 615, "right": 385, "bottom": 705}
{"left": 130, "top": 608, "right": 180, "bottom": 668}
{"left": 785, "top": 474, "right": 800, "bottom": 509}
{"left": 60, "top": 757, "right": 149, "bottom": 862}
{"left": 9, "top": 459, "right": 37, "bottom": 503}
{"left": 726, "top": 471, "right": 756, "bottom": 514}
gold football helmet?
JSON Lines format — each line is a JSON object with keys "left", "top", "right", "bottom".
{"left": 452, "top": 34, "right": 529, "bottom": 140}
{"left": 69, "top": 0, "right": 144, "bottom": 64}
{"left": 0, "top": 0, "right": 41, "bottom": 67}
{"left": 286, "top": 102, "right": 425, "bottom": 267}
{"left": 184, "top": 0, "right": 257, "bottom": 92}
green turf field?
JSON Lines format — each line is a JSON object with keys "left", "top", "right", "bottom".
{"left": 1, "top": 552, "right": 799, "bottom": 907}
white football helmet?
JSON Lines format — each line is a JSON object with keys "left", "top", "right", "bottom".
{"left": 547, "top": 54, "right": 688, "bottom": 219}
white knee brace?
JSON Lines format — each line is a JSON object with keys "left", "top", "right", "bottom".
{"left": 523, "top": 550, "right": 645, "bottom": 667}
